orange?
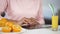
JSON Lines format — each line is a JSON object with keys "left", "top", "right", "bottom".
{"left": 0, "top": 20, "right": 6, "bottom": 27}
{"left": 0, "top": 20, "right": 3, "bottom": 27}
{"left": 1, "top": 18, "right": 8, "bottom": 22}
{"left": 2, "top": 26, "right": 12, "bottom": 32}
{"left": 12, "top": 25, "right": 22, "bottom": 32}
{"left": 0, "top": 18, "right": 8, "bottom": 27}
{"left": 5, "top": 21, "right": 14, "bottom": 27}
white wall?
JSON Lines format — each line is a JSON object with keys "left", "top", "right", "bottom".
{"left": 42, "top": 0, "right": 60, "bottom": 19}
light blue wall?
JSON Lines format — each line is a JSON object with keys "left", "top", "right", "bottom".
{"left": 42, "top": 0, "right": 60, "bottom": 19}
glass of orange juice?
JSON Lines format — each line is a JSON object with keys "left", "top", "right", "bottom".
{"left": 52, "top": 16, "right": 58, "bottom": 31}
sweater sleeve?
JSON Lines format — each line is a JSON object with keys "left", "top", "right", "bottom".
{"left": 36, "top": 0, "right": 45, "bottom": 25}
{"left": 0, "top": 0, "right": 7, "bottom": 16}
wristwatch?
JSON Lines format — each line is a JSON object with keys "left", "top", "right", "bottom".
{"left": 1, "top": 12, "right": 5, "bottom": 17}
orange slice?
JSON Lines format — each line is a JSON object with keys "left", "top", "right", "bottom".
{"left": 2, "top": 26, "right": 12, "bottom": 32}
{"left": 12, "top": 25, "right": 22, "bottom": 32}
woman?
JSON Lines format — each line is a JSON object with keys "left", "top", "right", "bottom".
{"left": 0, "top": 0, "right": 45, "bottom": 28}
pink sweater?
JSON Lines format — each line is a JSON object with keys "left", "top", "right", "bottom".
{"left": 0, "top": 0, "right": 44, "bottom": 24}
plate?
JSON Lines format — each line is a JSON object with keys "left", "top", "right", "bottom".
{"left": 0, "top": 27, "right": 26, "bottom": 34}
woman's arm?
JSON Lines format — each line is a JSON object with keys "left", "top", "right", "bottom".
{"left": 0, "top": 0, "right": 7, "bottom": 17}
{"left": 36, "top": 0, "right": 45, "bottom": 25}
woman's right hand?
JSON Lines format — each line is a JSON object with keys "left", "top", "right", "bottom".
{"left": 17, "top": 17, "right": 40, "bottom": 29}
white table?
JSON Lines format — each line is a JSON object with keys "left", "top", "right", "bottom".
{"left": 22, "top": 25, "right": 60, "bottom": 34}
{"left": 0, "top": 25, "right": 60, "bottom": 34}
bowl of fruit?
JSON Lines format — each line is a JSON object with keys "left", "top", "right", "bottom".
{"left": 0, "top": 18, "right": 26, "bottom": 34}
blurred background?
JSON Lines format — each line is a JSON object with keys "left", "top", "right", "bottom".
{"left": 1, "top": 0, "right": 60, "bottom": 25}
{"left": 42, "top": 0, "right": 60, "bottom": 25}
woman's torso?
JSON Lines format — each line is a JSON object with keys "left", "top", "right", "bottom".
{"left": 6, "top": 0, "right": 40, "bottom": 20}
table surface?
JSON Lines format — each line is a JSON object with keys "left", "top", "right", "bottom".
{"left": 1, "top": 25, "right": 60, "bottom": 34}
{"left": 22, "top": 25, "right": 60, "bottom": 34}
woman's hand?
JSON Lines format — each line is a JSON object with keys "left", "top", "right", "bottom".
{"left": 18, "top": 17, "right": 40, "bottom": 29}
